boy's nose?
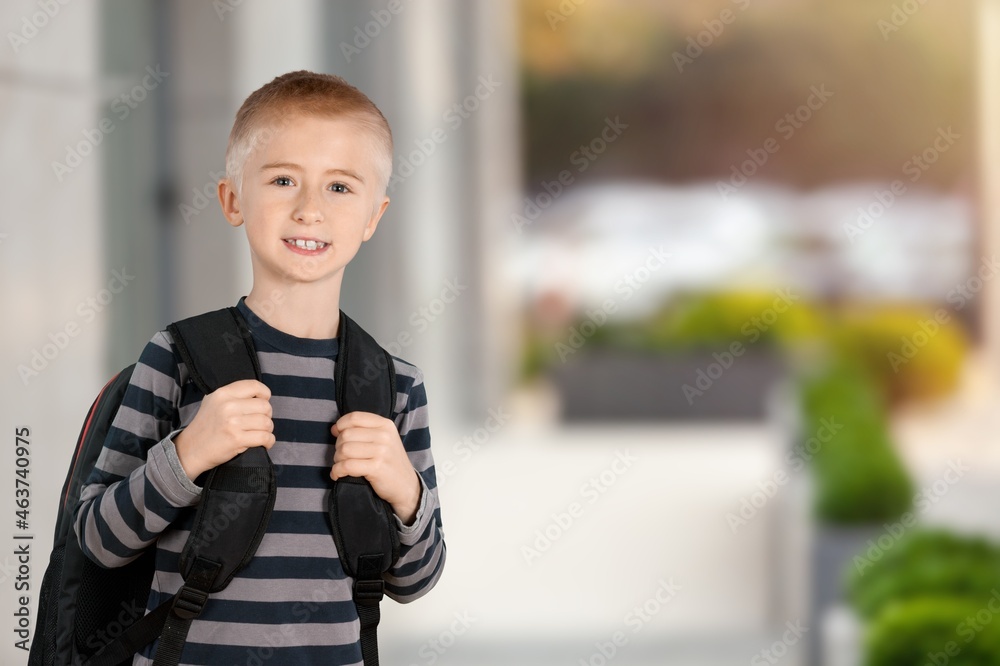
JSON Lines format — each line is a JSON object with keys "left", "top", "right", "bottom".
{"left": 293, "top": 190, "right": 324, "bottom": 224}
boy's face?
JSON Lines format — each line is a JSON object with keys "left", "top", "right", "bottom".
{"left": 217, "top": 112, "right": 390, "bottom": 294}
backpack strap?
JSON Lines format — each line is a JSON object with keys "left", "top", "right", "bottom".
{"left": 154, "top": 306, "right": 275, "bottom": 666}
{"left": 85, "top": 306, "right": 274, "bottom": 666}
{"left": 329, "top": 310, "right": 400, "bottom": 666}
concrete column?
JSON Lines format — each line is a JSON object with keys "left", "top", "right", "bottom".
{"left": 320, "top": 0, "right": 522, "bottom": 424}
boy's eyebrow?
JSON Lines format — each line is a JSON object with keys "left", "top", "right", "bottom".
{"left": 259, "top": 161, "right": 365, "bottom": 183}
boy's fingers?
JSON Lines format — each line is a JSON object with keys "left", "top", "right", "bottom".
{"left": 246, "top": 430, "right": 276, "bottom": 448}
{"left": 220, "top": 379, "right": 271, "bottom": 400}
{"left": 233, "top": 397, "right": 273, "bottom": 416}
{"left": 334, "top": 411, "right": 386, "bottom": 431}
{"left": 331, "top": 427, "right": 377, "bottom": 447}
{"left": 333, "top": 441, "right": 375, "bottom": 463}
{"left": 241, "top": 413, "right": 273, "bottom": 432}
{"left": 330, "top": 458, "right": 370, "bottom": 480}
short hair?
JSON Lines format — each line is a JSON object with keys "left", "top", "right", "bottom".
{"left": 225, "top": 70, "right": 393, "bottom": 198}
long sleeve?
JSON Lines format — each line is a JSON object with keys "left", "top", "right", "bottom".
{"left": 73, "top": 330, "right": 203, "bottom": 569}
{"left": 384, "top": 365, "right": 447, "bottom": 603}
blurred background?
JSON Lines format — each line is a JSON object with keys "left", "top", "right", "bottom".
{"left": 2, "top": 0, "right": 1000, "bottom": 664}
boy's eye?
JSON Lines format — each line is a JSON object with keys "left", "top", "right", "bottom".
{"left": 272, "top": 176, "right": 293, "bottom": 187}
{"left": 330, "top": 182, "right": 350, "bottom": 193}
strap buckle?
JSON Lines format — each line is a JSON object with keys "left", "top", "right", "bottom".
{"left": 353, "top": 578, "right": 385, "bottom": 606}
{"left": 172, "top": 584, "right": 210, "bottom": 620}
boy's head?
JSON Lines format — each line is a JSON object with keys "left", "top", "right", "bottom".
{"left": 217, "top": 71, "right": 395, "bottom": 292}
{"left": 224, "top": 70, "right": 393, "bottom": 199}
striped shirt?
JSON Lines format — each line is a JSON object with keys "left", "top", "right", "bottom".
{"left": 73, "top": 296, "right": 446, "bottom": 666}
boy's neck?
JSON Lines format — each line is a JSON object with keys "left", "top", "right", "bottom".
{"left": 244, "top": 285, "right": 342, "bottom": 339}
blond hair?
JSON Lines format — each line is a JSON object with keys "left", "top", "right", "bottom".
{"left": 225, "top": 70, "right": 393, "bottom": 197}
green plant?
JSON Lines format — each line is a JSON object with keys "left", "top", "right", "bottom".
{"left": 863, "top": 596, "right": 1000, "bottom": 666}
{"left": 847, "top": 529, "right": 1000, "bottom": 621}
{"left": 800, "top": 359, "right": 913, "bottom": 524}
{"left": 830, "top": 305, "right": 968, "bottom": 406}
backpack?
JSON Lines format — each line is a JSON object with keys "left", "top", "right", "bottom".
{"left": 29, "top": 305, "right": 400, "bottom": 666}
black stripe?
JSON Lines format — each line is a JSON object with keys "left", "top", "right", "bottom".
{"left": 140, "top": 638, "right": 364, "bottom": 666}
{"left": 157, "top": 550, "right": 348, "bottom": 581}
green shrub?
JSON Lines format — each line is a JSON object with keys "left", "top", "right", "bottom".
{"left": 632, "top": 291, "right": 825, "bottom": 349}
{"left": 848, "top": 529, "right": 1000, "bottom": 621}
{"left": 831, "top": 305, "right": 968, "bottom": 406}
{"left": 864, "top": 596, "right": 1000, "bottom": 666}
{"left": 799, "top": 360, "right": 913, "bottom": 524}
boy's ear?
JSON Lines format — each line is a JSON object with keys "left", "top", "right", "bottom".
{"left": 217, "top": 178, "right": 244, "bottom": 227}
{"left": 362, "top": 195, "right": 391, "bottom": 242}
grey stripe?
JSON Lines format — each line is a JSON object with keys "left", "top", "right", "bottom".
{"left": 157, "top": 530, "right": 340, "bottom": 559}
{"left": 77, "top": 482, "right": 103, "bottom": 504}
{"left": 396, "top": 516, "right": 441, "bottom": 564}
{"left": 238, "top": 531, "right": 339, "bottom": 560}
{"left": 150, "top": 330, "right": 173, "bottom": 354}
{"left": 157, "top": 330, "right": 192, "bottom": 388}
{"left": 388, "top": 551, "right": 446, "bottom": 604}
{"left": 94, "top": 446, "right": 144, "bottom": 478}
{"left": 270, "top": 395, "right": 337, "bottom": 422}
{"left": 127, "top": 465, "right": 170, "bottom": 535}
{"left": 80, "top": 496, "right": 130, "bottom": 568}
{"left": 387, "top": 535, "right": 445, "bottom": 588}
{"left": 398, "top": 403, "right": 429, "bottom": 434}
{"left": 391, "top": 358, "right": 421, "bottom": 383}
{"left": 155, "top": 572, "right": 354, "bottom": 603}
{"left": 186, "top": 620, "right": 360, "bottom": 648}
{"left": 271, "top": 440, "right": 334, "bottom": 467}
{"left": 408, "top": 448, "right": 434, "bottom": 475}
{"left": 394, "top": 391, "right": 407, "bottom": 415}
{"left": 400, "top": 495, "right": 441, "bottom": 550}
{"left": 97, "top": 472, "right": 148, "bottom": 552}
{"left": 272, "top": 486, "right": 328, "bottom": 512}
{"left": 130, "top": 360, "right": 180, "bottom": 404}
{"left": 110, "top": 405, "right": 170, "bottom": 443}
{"left": 259, "top": 351, "right": 336, "bottom": 378}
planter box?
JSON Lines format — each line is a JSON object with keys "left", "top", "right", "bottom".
{"left": 810, "top": 524, "right": 883, "bottom": 666}
{"left": 546, "top": 347, "right": 787, "bottom": 421}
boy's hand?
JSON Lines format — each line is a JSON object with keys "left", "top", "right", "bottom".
{"left": 173, "top": 379, "right": 275, "bottom": 481}
{"left": 330, "top": 412, "right": 422, "bottom": 525}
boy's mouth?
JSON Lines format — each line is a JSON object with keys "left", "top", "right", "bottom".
{"left": 283, "top": 238, "right": 329, "bottom": 254}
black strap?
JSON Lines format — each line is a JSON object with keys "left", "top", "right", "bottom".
{"left": 152, "top": 558, "right": 222, "bottom": 666}
{"left": 331, "top": 311, "right": 400, "bottom": 666}
{"left": 82, "top": 593, "right": 175, "bottom": 666}
{"left": 167, "top": 307, "right": 261, "bottom": 395}
{"left": 355, "top": 554, "right": 387, "bottom": 666}
{"left": 335, "top": 309, "right": 396, "bottom": 416}
{"left": 154, "top": 308, "right": 275, "bottom": 666}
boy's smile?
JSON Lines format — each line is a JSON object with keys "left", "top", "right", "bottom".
{"left": 217, "top": 112, "right": 390, "bottom": 293}
{"left": 283, "top": 238, "right": 329, "bottom": 252}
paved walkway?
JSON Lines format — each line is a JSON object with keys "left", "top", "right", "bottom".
{"left": 892, "top": 352, "right": 1000, "bottom": 538}
{"left": 379, "top": 417, "right": 810, "bottom": 665}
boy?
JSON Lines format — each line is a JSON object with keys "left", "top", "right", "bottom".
{"left": 73, "top": 71, "right": 446, "bottom": 665}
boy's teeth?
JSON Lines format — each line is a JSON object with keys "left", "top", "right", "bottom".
{"left": 287, "top": 239, "right": 326, "bottom": 250}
